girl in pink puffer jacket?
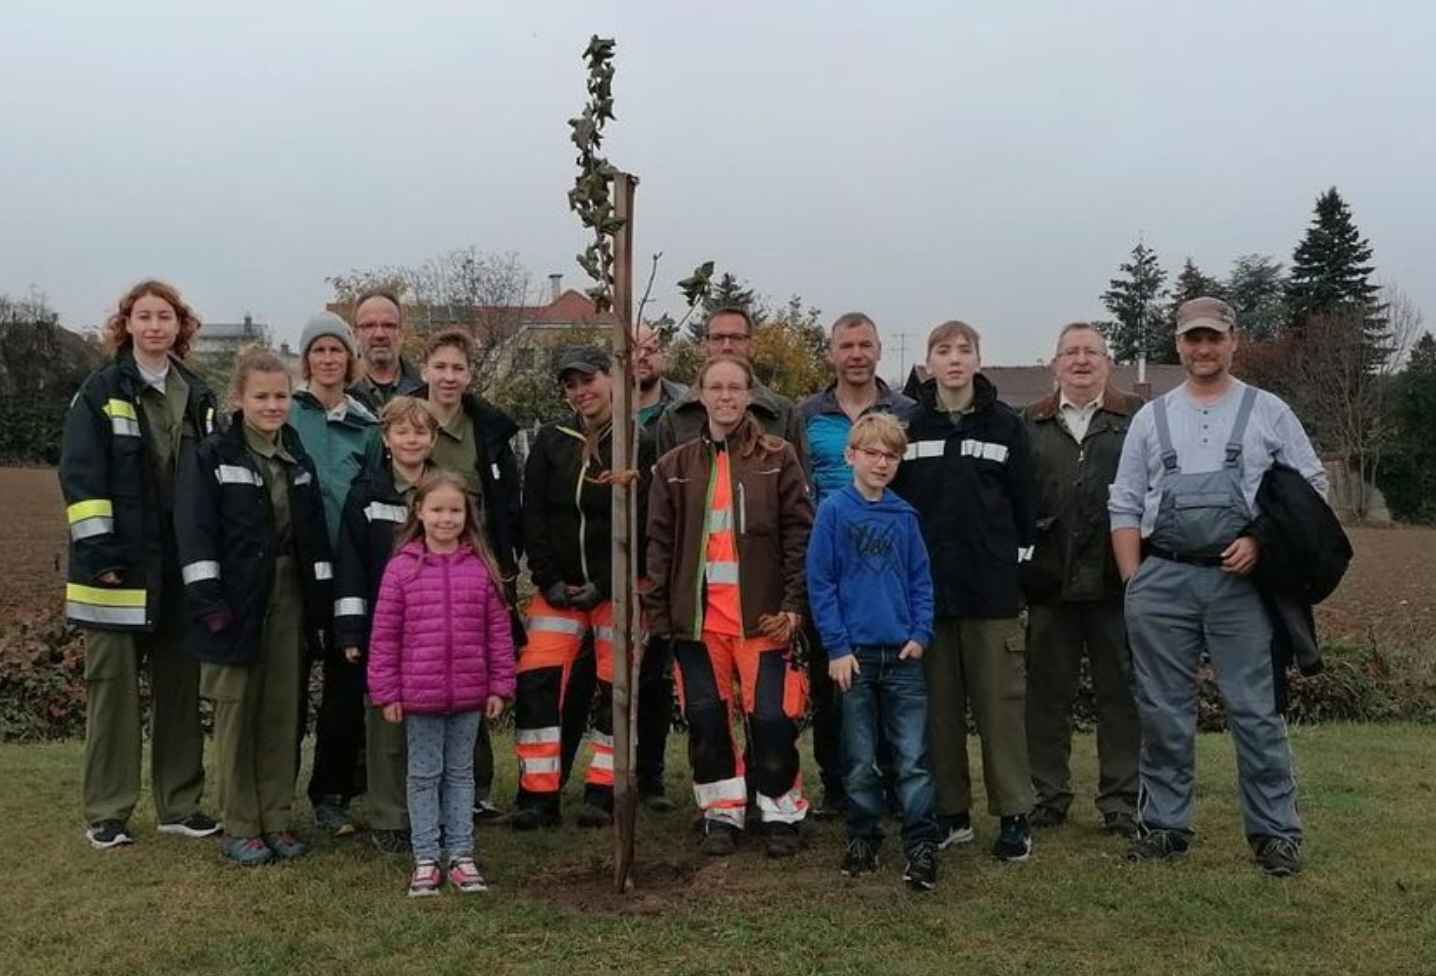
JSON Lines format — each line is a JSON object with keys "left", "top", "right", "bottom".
{"left": 367, "top": 472, "right": 516, "bottom": 897}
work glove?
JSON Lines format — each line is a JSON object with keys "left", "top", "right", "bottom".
{"left": 567, "top": 582, "right": 602, "bottom": 611}
{"left": 543, "top": 581, "right": 572, "bottom": 609}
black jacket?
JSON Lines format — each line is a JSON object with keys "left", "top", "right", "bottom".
{"left": 332, "top": 460, "right": 429, "bottom": 653}
{"left": 891, "top": 373, "right": 1036, "bottom": 619}
{"left": 58, "top": 349, "right": 217, "bottom": 631}
{"left": 416, "top": 387, "right": 525, "bottom": 595}
{"left": 1020, "top": 386, "right": 1143, "bottom": 605}
{"left": 1249, "top": 462, "right": 1352, "bottom": 679}
{"left": 175, "top": 418, "right": 333, "bottom": 665}
{"left": 523, "top": 415, "right": 656, "bottom": 600}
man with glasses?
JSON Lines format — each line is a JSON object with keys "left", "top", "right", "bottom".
{"left": 1020, "top": 323, "right": 1142, "bottom": 838}
{"left": 348, "top": 291, "right": 424, "bottom": 409}
{"left": 798, "top": 313, "right": 915, "bottom": 817}
{"left": 633, "top": 324, "right": 688, "bottom": 430}
{"left": 653, "top": 307, "right": 810, "bottom": 472}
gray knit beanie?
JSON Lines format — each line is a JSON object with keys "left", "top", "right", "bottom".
{"left": 300, "top": 311, "right": 357, "bottom": 357}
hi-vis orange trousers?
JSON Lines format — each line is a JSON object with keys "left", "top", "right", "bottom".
{"left": 514, "top": 596, "right": 613, "bottom": 812}
{"left": 672, "top": 631, "right": 808, "bottom": 829}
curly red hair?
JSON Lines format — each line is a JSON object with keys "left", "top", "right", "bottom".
{"left": 104, "top": 279, "right": 201, "bottom": 360}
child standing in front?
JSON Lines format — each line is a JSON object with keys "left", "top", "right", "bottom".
{"left": 806, "top": 414, "right": 939, "bottom": 890}
{"left": 367, "top": 472, "right": 516, "bottom": 896}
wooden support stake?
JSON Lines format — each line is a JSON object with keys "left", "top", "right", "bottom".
{"left": 609, "top": 171, "right": 638, "bottom": 892}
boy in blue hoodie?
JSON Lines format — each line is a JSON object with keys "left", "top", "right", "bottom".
{"left": 806, "top": 414, "right": 938, "bottom": 890}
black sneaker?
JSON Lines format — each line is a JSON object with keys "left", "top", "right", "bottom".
{"left": 840, "top": 835, "right": 880, "bottom": 877}
{"left": 700, "top": 820, "right": 740, "bottom": 856}
{"left": 473, "top": 799, "right": 504, "bottom": 822}
{"left": 370, "top": 828, "right": 412, "bottom": 855}
{"left": 1102, "top": 811, "right": 1140, "bottom": 839}
{"left": 992, "top": 815, "right": 1032, "bottom": 862}
{"left": 1126, "top": 828, "right": 1190, "bottom": 863}
{"left": 86, "top": 819, "right": 134, "bottom": 850}
{"left": 639, "top": 784, "right": 677, "bottom": 813}
{"left": 157, "top": 813, "right": 223, "bottom": 839}
{"left": 1028, "top": 806, "right": 1067, "bottom": 830}
{"left": 575, "top": 802, "right": 613, "bottom": 829}
{"left": 936, "top": 812, "right": 975, "bottom": 849}
{"left": 313, "top": 799, "right": 358, "bottom": 838}
{"left": 765, "top": 822, "right": 802, "bottom": 858}
{"left": 1253, "top": 836, "right": 1302, "bottom": 877}
{"left": 811, "top": 792, "right": 849, "bottom": 821}
{"left": 508, "top": 806, "right": 561, "bottom": 831}
{"left": 902, "top": 843, "right": 939, "bottom": 892}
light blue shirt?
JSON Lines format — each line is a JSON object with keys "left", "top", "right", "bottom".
{"left": 1108, "top": 379, "right": 1328, "bottom": 538}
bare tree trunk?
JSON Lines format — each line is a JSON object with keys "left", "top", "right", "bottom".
{"left": 609, "top": 172, "right": 638, "bottom": 892}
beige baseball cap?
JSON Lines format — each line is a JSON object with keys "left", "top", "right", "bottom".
{"left": 1175, "top": 297, "right": 1237, "bottom": 335}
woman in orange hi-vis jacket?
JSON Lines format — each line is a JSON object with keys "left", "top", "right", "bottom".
{"left": 644, "top": 354, "right": 814, "bottom": 858}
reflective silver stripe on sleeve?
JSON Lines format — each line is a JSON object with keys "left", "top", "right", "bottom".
{"left": 1017, "top": 546, "right": 1034, "bottom": 563}
{"left": 294, "top": 470, "right": 313, "bottom": 486}
{"left": 181, "top": 560, "right": 221, "bottom": 585}
{"left": 66, "top": 602, "right": 147, "bottom": 627}
{"left": 215, "top": 464, "right": 264, "bottom": 487}
{"left": 960, "top": 439, "right": 1009, "bottom": 463}
{"left": 70, "top": 517, "right": 115, "bottom": 541}
{"left": 594, "top": 625, "right": 616, "bottom": 643}
{"left": 314, "top": 561, "right": 333, "bottom": 581}
{"left": 527, "top": 615, "right": 586, "bottom": 636}
{"left": 334, "top": 597, "right": 367, "bottom": 617}
{"left": 364, "top": 502, "right": 408, "bottom": 523}
{"left": 705, "top": 561, "right": 739, "bottom": 585}
{"left": 903, "top": 440, "right": 946, "bottom": 461}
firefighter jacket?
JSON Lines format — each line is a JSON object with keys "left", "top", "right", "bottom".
{"left": 416, "top": 387, "right": 524, "bottom": 596}
{"left": 59, "top": 349, "right": 217, "bottom": 631}
{"left": 891, "top": 373, "right": 1036, "bottom": 619}
{"left": 174, "top": 417, "right": 334, "bottom": 665}
{"left": 644, "top": 435, "right": 813, "bottom": 640}
{"left": 1020, "top": 386, "right": 1143, "bottom": 605}
{"left": 332, "top": 459, "right": 433, "bottom": 654}
{"left": 523, "top": 414, "right": 657, "bottom": 600}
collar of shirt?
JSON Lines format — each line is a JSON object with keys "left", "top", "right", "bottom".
{"left": 242, "top": 424, "right": 295, "bottom": 464}
{"left": 1059, "top": 394, "right": 1100, "bottom": 418}
{"left": 137, "top": 358, "right": 170, "bottom": 393}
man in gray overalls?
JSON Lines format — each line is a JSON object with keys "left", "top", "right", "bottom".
{"left": 1108, "top": 297, "right": 1327, "bottom": 877}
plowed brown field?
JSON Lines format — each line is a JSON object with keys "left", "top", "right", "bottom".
{"left": 1, "top": 466, "right": 1432, "bottom": 644}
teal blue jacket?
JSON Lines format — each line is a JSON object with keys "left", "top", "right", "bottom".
{"left": 288, "top": 388, "right": 381, "bottom": 546}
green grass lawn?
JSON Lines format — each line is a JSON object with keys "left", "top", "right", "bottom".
{"left": 3, "top": 725, "right": 1434, "bottom": 976}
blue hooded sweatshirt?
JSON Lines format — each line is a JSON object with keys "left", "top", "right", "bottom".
{"left": 806, "top": 484, "right": 935, "bottom": 660}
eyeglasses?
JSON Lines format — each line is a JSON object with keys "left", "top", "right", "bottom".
{"left": 705, "top": 332, "right": 751, "bottom": 345}
{"left": 1057, "top": 346, "right": 1106, "bottom": 359}
{"left": 854, "top": 447, "right": 901, "bottom": 463}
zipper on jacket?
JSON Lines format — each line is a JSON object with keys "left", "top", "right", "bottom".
{"left": 444, "top": 554, "right": 454, "bottom": 714}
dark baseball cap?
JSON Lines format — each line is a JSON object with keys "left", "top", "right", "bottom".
{"left": 554, "top": 344, "right": 612, "bottom": 380}
{"left": 1175, "top": 297, "right": 1237, "bottom": 336}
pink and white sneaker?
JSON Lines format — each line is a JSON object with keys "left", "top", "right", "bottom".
{"left": 408, "top": 859, "right": 442, "bottom": 897}
{"left": 446, "top": 856, "right": 489, "bottom": 893}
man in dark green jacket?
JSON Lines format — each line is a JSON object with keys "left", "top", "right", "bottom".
{"left": 1020, "top": 323, "right": 1143, "bottom": 836}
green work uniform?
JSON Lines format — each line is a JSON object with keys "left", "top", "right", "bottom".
{"left": 83, "top": 365, "right": 207, "bottom": 826}
{"left": 200, "top": 426, "right": 305, "bottom": 838}
{"left": 430, "top": 408, "right": 482, "bottom": 496}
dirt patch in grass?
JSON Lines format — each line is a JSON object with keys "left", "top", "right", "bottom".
{"left": 524, "top": 855, "right": 709, "bottom": 914}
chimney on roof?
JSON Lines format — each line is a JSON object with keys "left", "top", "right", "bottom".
{"left": 243, "top": 314, "right": 252, "bottom": 328}
{"left": 549, "top": 273, "right": 563, "bottom": 302}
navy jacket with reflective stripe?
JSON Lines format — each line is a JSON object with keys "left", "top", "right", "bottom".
{"left": 58, "top": 348, "right": 217, "bottom": 631}
{"left": 175, "top": 416, "right": 333, "bottom": 665}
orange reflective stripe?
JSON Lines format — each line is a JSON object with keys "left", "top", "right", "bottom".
{"left": 704, "top": 449, "right": 743, "bottom": 636}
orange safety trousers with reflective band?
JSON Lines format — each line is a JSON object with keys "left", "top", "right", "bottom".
{"left": 514, "top": 596, "right": 614, "bottom": 797}
{"left": 673, "top": 631, "right": 809, "bottom": 828}
{"left": 701, "top": 447, "right": 742, "bottom": 637}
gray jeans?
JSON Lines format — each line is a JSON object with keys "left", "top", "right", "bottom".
{"left": 406, "top": 711, "right": 481, "bottom": 862}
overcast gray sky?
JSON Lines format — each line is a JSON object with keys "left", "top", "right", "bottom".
{"left": 2, "top": 0, "right": 1432, "bottom": 371}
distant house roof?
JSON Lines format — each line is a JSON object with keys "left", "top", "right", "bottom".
{"left": 904, "top": 363, "right": 1187, "bottom": 407}
{"left": 327, "top": 289, "right": 617, "bottom": 334}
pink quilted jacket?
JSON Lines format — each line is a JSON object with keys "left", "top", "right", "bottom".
{"left": 367, "top": 541, "right": 517, "bottom": 715}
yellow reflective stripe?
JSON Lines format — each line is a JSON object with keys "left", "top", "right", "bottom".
{"left": 102, "top": 399, "right": 138, "bottom": 421}
{"left": 66, "top": 582, "right": 146, "bottom": 607}
{"left": 67, "top": 500, "right": 114, "bottom": 524}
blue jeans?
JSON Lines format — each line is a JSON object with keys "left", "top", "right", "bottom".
{"left": 839, "top": 645, "right": 938, "bottom": 851}
{"left": 406, "top": 711, "right": 481, "bottom": 862}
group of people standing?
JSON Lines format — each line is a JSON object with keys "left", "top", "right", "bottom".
{"left": 61, "top": 278, "right": 1326, "bottom": 897}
